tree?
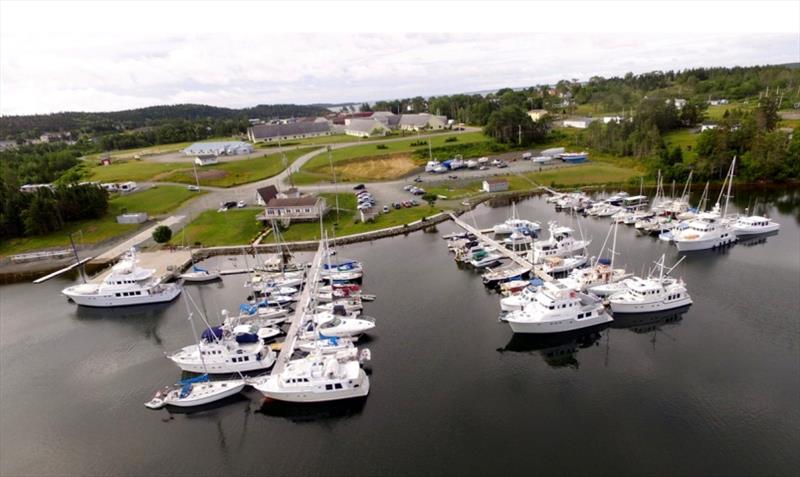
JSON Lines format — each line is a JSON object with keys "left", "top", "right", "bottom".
{"left": 421, "top": 193, "right": 437, "bottom": 207}
{"left": 484, "top": 106, "right": 549, "bottom": 145}
{"left": 754, "top": 95, "right": 780, "bottom": 131}
{"left": 359, "top": 102, "right": 372, "bottom": 113}
{"left": 152, "top": 225, "right": 172, "bottom": 243}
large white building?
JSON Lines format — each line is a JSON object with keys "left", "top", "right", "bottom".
{"left": 344, "top": 118, "right": 392, "bottom": 137}
{"left": 398, "top": 113, "right": 448, "bottom": 131}
{"left": 247, "top": 121, "right": 332, "bottom": 143}
{"left": 562, "top": 117, "right": 594, "bottom": 129}
{"left": 183, "top": 141, "right": 253, "bottom": 156}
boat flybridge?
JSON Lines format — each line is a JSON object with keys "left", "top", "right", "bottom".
{"left": 492, "top": 202, "right": 540, "bottom": 235}
{"left": 674, "top": 158, "right": 738, "bottom": 252}
{"left": 503, "top": 280, "right": 612, "bottom": 334}
{"left": 252, "top": 347, "right": 371, "bottom": 403}
{"left": 532, "top": 222, "right": 591, "bottom": 264}
{"left": 62, "top": 248, "right": 181, "bottom": 307}
{"left": 607, "top": 254, "right": 692, "bottom": 314}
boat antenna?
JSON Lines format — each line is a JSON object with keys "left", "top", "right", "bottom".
{"left": 664, "top": 255, "right": 686, "bottom": 276}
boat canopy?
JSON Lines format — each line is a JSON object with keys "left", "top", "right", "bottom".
{"left": 598, "top": 258, "right": 612, "bottom": 265}
{"left": 192, "top": 265, "right": 208, "bottom": 273}
{"left": 201, "top": 327, "right": 224, "bottom": 342}
{"left": 235, "top": 333, "right": 259, "bottom": 344}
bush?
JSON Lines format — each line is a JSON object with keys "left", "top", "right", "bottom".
{"left": 152, "top": 225, "right": 172, "bottom": 243}
{"left": 445, "top": 136, "right": 458, "bottom": 143}
{"left": 376, "top": 144, "right": 388, "bottom": 150}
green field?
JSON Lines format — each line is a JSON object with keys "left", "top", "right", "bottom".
{"left": 84, "top": 148, "right": 312, "bottom": 187}
{"left": 84, "top": 137, "right": 242, "bottom": 162}
{"left": 172, "top": 208, "right": 264, "bottom": 247}
{"left": 161, "top": 148, "right": 314, "bottom": 187}
{"left": 267, "top": 193, "right": 441, "bottom": 243}
{"left": 292, "top": 132, "right": 492, "bottom": 184}
{"left": 0, "top": 186, "right": 203, "bottom": 256}
{"left": 663, "top": 128, "right": 700, "bottom": 162}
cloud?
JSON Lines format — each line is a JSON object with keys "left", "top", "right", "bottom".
{"left": 1, "top": 32, "right": 798, "bottom": 115}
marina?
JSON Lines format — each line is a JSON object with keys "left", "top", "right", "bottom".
{"left": 0, "top": 186, "right": 798, "bottom": 476}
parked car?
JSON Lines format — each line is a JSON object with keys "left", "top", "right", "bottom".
{"left": 222, "top": 201, "right": 237, "bottom": 209}
{"left": 403, "top": 185, "right": 413, "bottom": 191}
{"left": 491, "top": 159, "right": 502, "bottom": 166}
{"left": 403, "top": 201, "right": 413, "bottom": 208}
{"left": 237, "top": 200, "right": 246, "bottom": 208}
{"left": 497, "top": 162, "right": 509, "bottom": 169}
{"left": 479, "top": 165, "right": 489, "bottom": 171}
{"left": 393, "top": 203, "right": 402, "bottom": 209}
{"left": 448, "top": 175, "right": 458, "bottom": 179}
{"left": 382, "top": 205, "right": 390, "bottom": 213}
{"left": 414, "top": 177, "right": 423, "bottom": 183}
{"left": 353, "top": 184, "right": 366, "bottom": 190}
{"left": 412, "top": 188, "right": 425, "bottom": 195}
{"left": 410, "top": 199, "right": 419, "bottom": 206}
{"left": 187, "top": 185, "right": 200, "bottom": 192}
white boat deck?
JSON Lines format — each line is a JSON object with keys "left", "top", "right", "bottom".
{"left": 89, "top": 250, "right": 192, "bottom": 284}
{"left": 448, "top": 213, "right": 553, "bottom": 282}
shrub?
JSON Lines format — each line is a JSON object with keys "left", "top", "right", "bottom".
{"left": 152, "top": 225, "right": 172, "bottom": 243}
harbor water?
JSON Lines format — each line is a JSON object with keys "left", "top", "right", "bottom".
{"left": 1, "top": 186, "right": 798, "bottom": 476}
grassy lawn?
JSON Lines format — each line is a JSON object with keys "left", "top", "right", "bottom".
{"left": 705, "top": 101, "right": 753, "bottom": 121}
{"left": 84, "top": 137, "right": 242, "bottom": 162}
{"left": 0, "top": 186, "right": 203, "bottom": 256}
{"left": 161, "top": 148, "right": 313, "bottom": 187}
{"left": 293, "top": 131, "right": 492, "bottom": 184}
{"left": 83, "top": 148, "right": 312, "bottom": 187}
{"left": 268, "top": 193, "right": 441, "bottom": 243}
{"left": 172, "top": 208, "right": 265, "bottom": 247}
{"left": 663, "top": 128, "right": 700, "bottom": 162}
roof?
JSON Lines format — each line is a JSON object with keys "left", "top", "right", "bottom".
{"left": 256, "top": 185, "right": 278, "bottom": 203}
{"left": 484, "top": 178, "right": 509, "bottom": 184}
{"left": 248, "top": 121, "right": 330, "bottom": 140}
{"left": 184, "top": 141, "right": 251, "bottom": 154}
{"left": 345, "top": 118, "right": 389, "bottom": 134}
{"left": 399, "top": 113, "right": 446, "bottom": 127}
{"left": 266, "top": 196, "right": 321, "bottom": 208}
{"left": 528, "top": 109, "right": 548, "bottom": 114}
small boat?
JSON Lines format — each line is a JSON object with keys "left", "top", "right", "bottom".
{"left": 303, "top": 307, "right": 376, "bottom": 340}
{"left": 482, "top": 264, "right": 531, "bottom": 286}
{"left": 542, "top": 255, "right": 588, "bottom": 275}
{"left": 560, "top": 152, "right": 588, "bottom": 163}
{"left": 469, "top": 248, "right": 505, "bottom": 268}
{"left": 532, "top": 222, "right": 591, "bottom": 264}
{"left": 145, "top": 375, "right": 246, "bottom": 409}
{"left": 180, "top": 265, "right": 221, "bottom": 282}
{"left": 499, "top": 279, "right": 532, "bottom": 296}
{"left": 731, "top": 215, "right": 780, "bottom": 236}
{"left": 499, "top": 279, "right": 545, "bottom": 312}
{"left": 296, "top": 335, "right": 356, "bottom": 354}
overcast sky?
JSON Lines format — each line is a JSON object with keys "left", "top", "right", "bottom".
{"left": 1, "top": 1, "right": 798, "bottom": 115}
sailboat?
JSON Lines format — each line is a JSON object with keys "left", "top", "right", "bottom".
{"left": 145, "top": 295, "right": 246, "bottom": 409}
{"left": 492, "top": 202, "right": 541, "bottom": 235}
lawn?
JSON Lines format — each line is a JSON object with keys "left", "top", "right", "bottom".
{"left": 0, "top": 186, "right": 203, "bottom": 256}
{"left": 161, "top": 148, "right": 313, "bottom": 187}
{"left": 83, "top": 137, "right": 241, "bottom": 162}
{"left": 171, "top": 208, "right": 265, "bottom": 247}
{"left": 293, "top": 131, "right": 493, "bottom": 184}
{"left": 663, "top": 128, "right": 701, "bottom": 163}
{"left": 705, "top": 101, "right": 753, "bottom": 121}
{"left": 267, "top": 193, "right": 441, "bottom": 243}
{"left": 83, "top": 148, "right": 312, "bottom": 187}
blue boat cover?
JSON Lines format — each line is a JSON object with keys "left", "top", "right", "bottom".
{"left": 201, "top": 327, "right": 223, "bottom": 342}
{"left": 530, "top": 278, "right": 544, "bottom": 286}
{"left": 235, "top": 333, "right": 259, "bottom": 344}
{"left": 598, "top": 258, "right": 612, "bottom": 265}
{"left": 319, "top": 333, "right": 339, "bottom": 345}
{"left": 192, "top": 265, "right": 208, "bottom": 273}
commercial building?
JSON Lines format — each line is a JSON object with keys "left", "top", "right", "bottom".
{"left": 194, "top": 154, "right": 219, "bottom": 166}
{"left": 483, "top": 178, "right": 509, "bottom": 193}
{"left": 263, "top": 195, "right": 328, "bottom": 222}
{"left": 247, "top": 121, "right": 332, "bottom": 143}
{"left": 562, "top": 117, "right": 594, "bottom": 129}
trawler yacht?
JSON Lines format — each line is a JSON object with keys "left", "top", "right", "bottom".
{"left": 252, "top": 348, "right": 370, "bottom": 403}
{"left": 62, "top": 248, "right": 181, "bottom": 307}
{"left": 168, "top": 326, "right": 277, "bottom": 373}
{"left": 532, "top": 223, "right": 590, "bottom": 264}
{"left": 607, "top": 255, "right": 692, "bottom": 314}
{"left": 504, "top": 281, "right": 612, "bottom": 333}
{"left": 731, "top": 215, "right": 780, "bottom": 236}
{"left": 673, "top": 211, "right": 736, "bottom": 251}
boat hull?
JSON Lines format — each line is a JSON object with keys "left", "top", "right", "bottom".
{"left": 733, "top": 224, "right": 780, "bottom": 236}
{"left": 609, "top": 296, "right": 693, "bottom": 314}
{"left": 674, "top": 235, "right": 735, "bottom": 251}
{"left": 165, "top": 381, "right": 246, "bottom": 407}
{"left": 63, "top": 285, "right": 181, "bottom": 307}
{"left": 181, "top": 272, "right": 221, "bottom": 282}
{"left": 256, "top": 372, "right": 370, "bottom": 403}
{"left": 507, "top": 311, "right": 613, "bottom": 334}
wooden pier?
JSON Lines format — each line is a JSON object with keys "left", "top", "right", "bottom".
{"left": 447, "top": 212, "right": 553, "bottom": 282}
{"left": 272, "top": 240, "right": 326, "bottom": 375}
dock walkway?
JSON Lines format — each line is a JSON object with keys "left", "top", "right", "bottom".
{"left": 448, "top": 213, "right": 553, "bottom": 282}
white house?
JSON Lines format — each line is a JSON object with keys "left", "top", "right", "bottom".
{"left": 668, "top": 98, "right": 687, "bottom": 110}
{"left": 700, "top": 123, "right": 718, "bottom": 132}
{"left": 708, "top": 99, "right": 729, "bottom": 106}
{"left": 194, "top": 154, "right": 219, "bottom": 166}
{"left": 344, "top": 118, "right": 391, "bottom": 137}
{"left": 482, "top": 178, "right": 509, "bottom": 193}
{"left": 527, "top": 109, "right": 549, "bottom": 122}
{"left": 398, "top": 113, "right": 448, "bottom": 131}
{"left": 603, "top": 116, "right": 624, "bottom": 124}
{"left": 183, "top": 141, "right": 253, "bottom": 156}
{"left": 562, "top": 117, "right": 594, "bottom": 129}
{"left": 263, "top": 195, "right": 328, "bottom": 222}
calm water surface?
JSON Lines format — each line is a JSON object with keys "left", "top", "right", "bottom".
{"left": 1, "top": 187, "right": 799, "bottom": 476}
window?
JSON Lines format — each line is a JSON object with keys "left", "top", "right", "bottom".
{"left": 115, "top": 293, "right": 120, "bottom": 297}
{"left": 334, "top": 383, "right": 343, "bottom": 390}
{"left": 325, "top": 384, "right": 333, "bottom": 390}
{"left": 244, "top": 356, "right": 249, "bottom": 361}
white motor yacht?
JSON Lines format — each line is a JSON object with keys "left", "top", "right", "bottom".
{"left": 561, "top": 260, "right": 631, "bottom": 296}
{"left": 499, "top": 281, "right": 543, "bottom": 312}
{"left": 532, "top": 223, "right": 591, "bottom": 264}
{"left": 608, "top": 255, "right": 692, "bottom": 314}
{"left": 168, "top": 326, "right": 277, "bottom": 373}
{"left": 504, "top": 281, "right": 612, "bottom": 334}
{"left": 180, "top": 265, "right": 221, "bottom": 282}
{"left": 62, "top": 248, "right": 181, "bottom": 307}
{"left": 542, "top": 255, "right": 588, "bottom": 275}
{"left": 252, "top": 348, "right": 370, "bottom": 403}
{"left": 304, "top": 309, "right": 375, "bottom": 339}
{"left": 673, "top": 211, "right": 736, "bottom": 251}
{"left": 731, "top": 215, "right": 780, "bottom": 236}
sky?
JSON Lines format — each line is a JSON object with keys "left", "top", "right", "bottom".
{"left": 1, "top": 1, "right": 798, "bottom": 116}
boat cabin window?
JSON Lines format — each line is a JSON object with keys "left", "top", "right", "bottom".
{"left": 325, "top": 384, "right": 333, "bottom": 390}
{"left": 334, "top": 383, "right": 343, "bottom": 390}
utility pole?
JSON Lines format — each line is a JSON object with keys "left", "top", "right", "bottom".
{"left": 518, "top": 124, "right": 522, "bottom": 145}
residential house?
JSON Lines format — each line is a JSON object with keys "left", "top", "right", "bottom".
{"left": 255, "top": 185, "right": 279, "bottom": 206}
{"left": 183, "top": 141, "right": 253, "bottom": 156}
{"left": 603, "top": 116, "right": 624, "bottom": 124}
{"left": 482, "top": 178, "right": 509, "bottom": 193}
{"left": 700, "top": 123, "right": 718, "bottom": 132}
{"left": 247, "top": 121, "right": 332, "bottom": 143}
{"left": 263, "top": 195, "right": 328, "bottom": 222}
{"left": 194, "top": 154, "right": 219, "bottom": 166}
{"left": 527, "top": 109, "right": 549, "bottom": 122}
{"left": 668, "top": 98, "right": 687, "bottom": 110}
{"left": 562, "top": 117, "right": 594, "bottom": 129}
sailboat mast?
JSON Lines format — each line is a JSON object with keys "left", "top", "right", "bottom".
{"left": 723, "top": 157, "right": 735, "bottom": 217}
{"left": 610, "top": 222, "right": 618, "bottom": 270}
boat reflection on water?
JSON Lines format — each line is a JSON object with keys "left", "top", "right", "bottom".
{"left": 164, "top": 393, "right": 251, "bottom": 416}
{"left": 736, "top": 230, "right": 779, "bottom": 247}
{"left": 256, "top": 395, "right": 368, "bottom": 423}
{"left": 74, "top": 301, "right": 173, "bottom": 344}
{"left": 498, "top": 324, "right": 608, "bottom": 369}
{"left": 610, "top": 306, "right": 689, "bottom": 334}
